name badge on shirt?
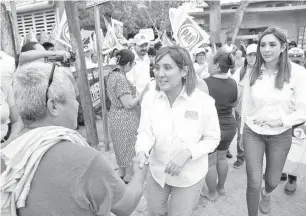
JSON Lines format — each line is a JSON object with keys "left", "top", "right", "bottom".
{"left": 184, "top": 110, "right": 198, "bottom": 120}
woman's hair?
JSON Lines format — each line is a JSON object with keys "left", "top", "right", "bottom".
{"left": 42, "top": 42, "right": 55, "bottom": 51}
{"left": 116, "top": 49, "right": 135, "bottom": 66}
{"left": 250, "top": 27, "right": 291, "bottom": 89}
{"left": 239, "top": 58, "right": 248, "bottom": 81}
{"left": 21, "top": 42, "right": 41, "bottom": 53}
{"left": 110, "top": 48, "right": 119, "bottom": 58}
{"left": 148, "top": 47, "right": 156, "bottom": 56}
{"left": 155, "top": 46, "right": 197, "bottom": 96}
{"left": 215, "top": 42, "right": 222, "bottom": 48}
{"left": 212, "top": 50, "right": 235, "bottom": 73}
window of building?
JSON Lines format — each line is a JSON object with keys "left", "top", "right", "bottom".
{"left": 266, "top": 4, "right": 274, "bottom": 7}
{"left": 275, "top": 3, "right": 286, "bottom": 7}
{"left": 297, "top": 26, "right": 306, "bottom": 51}
{"left": 17, "top": 9, "right": 56, "bottom": 37}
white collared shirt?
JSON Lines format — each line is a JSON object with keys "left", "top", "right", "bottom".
{"left": 126, "top": 53, "right": 150, "bottom": 94}
{"left": 135, "top": 88, "right": 220, "bottom": 188}
{"left": 0, "top": 51, "right": 15, "bottom": 85}
{"left": 243, "top": 62, "right": 306, "bottom": 135}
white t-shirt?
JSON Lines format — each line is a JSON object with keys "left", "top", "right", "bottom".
{"left": 126, "top": 53, "right": 150, "bottom": 94}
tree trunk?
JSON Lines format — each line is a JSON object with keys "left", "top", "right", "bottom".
{"left": 207, "top": 0, "right": 221, "bottom": 44}
{"left": 0, "top": 3, "right": 16, "bottom": 57}
{"left": 226, "top": 0, "right": 250, "bottom": 42}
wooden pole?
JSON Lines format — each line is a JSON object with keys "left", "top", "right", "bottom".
{"left": 64, "top": 1, "right": 99, "bottom": 147}
{"left": 94, "top": 3, "right": 110, "bottom": 151}
{"left": 0, "top": 3, "right": 15, "bottom": 57}
{"left": 9, "top": 1, "right": 20, "bottom": 54}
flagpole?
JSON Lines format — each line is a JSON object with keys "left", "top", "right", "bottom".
{"left": 94, "top": 2, "right": 110, "bottom": 151}
{"left": 10, "top": 1, "right": 21, "bottom": 54}
{"left": 64, "top": 1, "right": 99, "bottom": 147}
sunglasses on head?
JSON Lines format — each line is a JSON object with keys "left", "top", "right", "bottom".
{"left": 46, "top": 63, "right": 57, "bottom": 105}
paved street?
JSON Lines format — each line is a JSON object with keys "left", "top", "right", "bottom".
{"left": 79, "top": 119, "right": 306, "bottom": 216}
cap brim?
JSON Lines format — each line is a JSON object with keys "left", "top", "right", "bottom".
{"left": 136, "top": 40, "right": 149, "bottom": 46}
{"left": 246, "top": 51, "right": 256, "bottom": 55}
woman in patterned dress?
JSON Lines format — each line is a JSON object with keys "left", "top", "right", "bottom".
{"left": 106, "top": 49, "right": 148, "bottom": 183}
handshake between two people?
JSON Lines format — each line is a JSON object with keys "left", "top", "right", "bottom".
{"left": 135, "top": 149, "right": 192, "bottom": 177}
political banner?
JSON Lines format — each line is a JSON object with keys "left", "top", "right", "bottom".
{"left": 56, "top": 11, "right": 72, "bottom": 48}
{"left": 81, "top": 29, "right": 94, "bottom": 43}
{"left": 87, "top": 64, "right": 115, "bottom": 113}
{"left": 25, "top": 28, "right": 38, "bottom": 43}
{"left": 102, "top": 17, "right": 119, "bottom": 54}
{"left": 87, "top": 67, "right": 101, "bottom": 111}
{"left": 92, "top": 29, "right": 104, "bottom": 54}
{"left": 162, "top": 30, "right": 173, "bottom": 47}
{"left": 111, "top": 18, "right": 128, "bottom": 47}
{"left": 170, "top": 6, "right": 209, "bottom": 53}
{"left": 139, "top": 28, "right": 155, "bottom": 41}
{"left": 39, "top": 30, "right": 49, "bottom": 44}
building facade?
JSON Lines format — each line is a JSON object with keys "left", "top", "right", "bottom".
{"left": 14, "top": 0, "right": 65, "bottom": 38}
{"left": 189, "top": 0, "right": 306, "bottom": 50}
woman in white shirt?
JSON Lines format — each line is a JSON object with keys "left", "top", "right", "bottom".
{"left": 135, "top": 46, "right": 220, "bottom": 216}
{"left": 241, "top": 27, "right": 306, "bottom": 216}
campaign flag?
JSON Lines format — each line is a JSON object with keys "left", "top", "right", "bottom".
{"left": 39, "top": 30, "right": 49, "bottom": 44}
{"left": 162, "top": 30, "right": 173, "bottom": 47}
{"left": 81, "top": 29, "right": 94, "bottom": 43}
{"left": 25, "top": 28, "right": 38, "bottom": 43}
{"left": 102, "top": 16, "right": 119, "bottom": 54}
{"left": 48, "top": 24, "right": 57, "bottom": 42}
{"left": 92, "top": 28, "right": 104, "bottom": 54}
{"left": 111, "top": 18, "right": 128, "bottom": 48}
{"left": 139, "top": 28, "right": 155, "bottom": 41}
{"left": 169, "top": 5, "right": 209, "bottom": 53}
{"left": 20, "top": 35, "right": 25, "bottom": 48}
{"left": 56, "top": 11, "right": 72, "bottom": 48}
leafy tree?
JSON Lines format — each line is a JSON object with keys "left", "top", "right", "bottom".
{"left": 77, "top": 1, "right": 182, "bottom": 38}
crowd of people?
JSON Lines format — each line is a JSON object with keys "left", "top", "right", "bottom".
{"left": 1, "top": 26, "right": 306, "bottom": 216}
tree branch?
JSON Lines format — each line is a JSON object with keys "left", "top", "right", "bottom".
{"left": 226, "top": 0, "right": 250, "bottom": 41}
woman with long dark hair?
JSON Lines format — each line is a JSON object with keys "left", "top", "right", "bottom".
{"left": 241, "top": 27, "right": 306, "bottom": 215}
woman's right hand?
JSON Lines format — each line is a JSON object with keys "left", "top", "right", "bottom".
{"left": 132, "top": 154, "right": 148, "bottom": 182}
{"left": 135, "top": 152, "right": 148, "bottom": 169}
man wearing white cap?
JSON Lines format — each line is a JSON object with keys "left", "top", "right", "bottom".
{"left": 126, "top": 33, "right": 151, "bottom": 94}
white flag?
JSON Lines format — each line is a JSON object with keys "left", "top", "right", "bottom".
{"left": 102, "top": 18, "right": 119, "bottom": 54}
{"left": 169, "top": 5, "right": 209, "bottom": 53}
{"left": 56, "top": 11, "right": 71, "bottom": 48}
{"left": 111, "top": 18, "right": 128, "bottom": 48}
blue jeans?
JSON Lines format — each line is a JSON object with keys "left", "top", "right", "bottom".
{"left": 235, "top": 111, "right": 244, "bottom": 161}
{"left": 147, "top": 171, "right": 204, "bottom": 216}
{"left": 243, "top": 125, "right": 292, "bottom": 216}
